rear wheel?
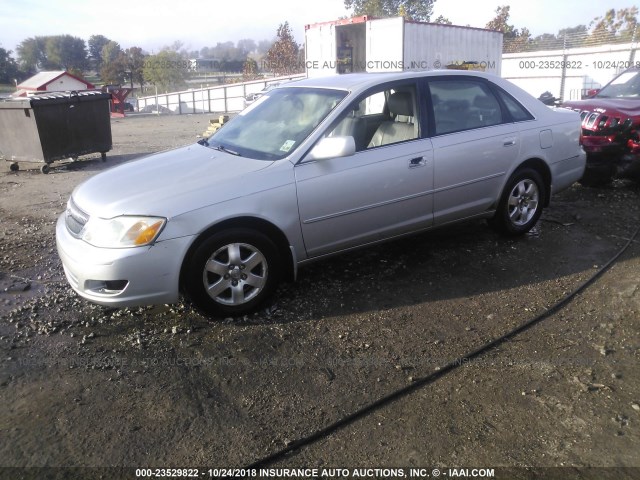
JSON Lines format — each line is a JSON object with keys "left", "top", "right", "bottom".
{"left": 491, "top": 168, "right": 545, "bottom": 236}
{"left": 184, "top": 229, "right": 281, "bottom": 317}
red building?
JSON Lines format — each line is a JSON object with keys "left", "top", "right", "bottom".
{"left": 13, "top": 71, "right": 94, "bottom": 97}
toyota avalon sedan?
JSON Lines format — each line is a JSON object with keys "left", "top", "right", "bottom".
{"left": 56, "top": 71, "right": 586, "bottom": 317}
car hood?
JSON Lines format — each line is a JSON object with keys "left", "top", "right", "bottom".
{"left": 72, "top": 144, "right": 278, "bottom": 219}
{"left": 563, "top": 98, "right": 640, "bottom": 119}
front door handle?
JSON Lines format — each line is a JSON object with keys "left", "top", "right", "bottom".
{"left": 409, "top": 156, "right": 426, "bottom": 168}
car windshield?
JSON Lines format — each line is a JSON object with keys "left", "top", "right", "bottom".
{"left": 596, "top": 71, "right": 640, "bottom": 99}
{"left": 208, "top": 87, "right": 347, "bottom": 160}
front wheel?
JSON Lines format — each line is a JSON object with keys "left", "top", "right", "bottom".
{"left": 183, "top": 229, "right": 281, "bottom": 317}
{"left": 491, "top": 168, "right": 545, "bottom": 236}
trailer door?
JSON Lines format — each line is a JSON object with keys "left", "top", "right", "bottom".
{"left": 366, "top": 17, "right": 405, "bottom": 73}
{"left": 306, "top": 24, "right": 337, "bottom": 77}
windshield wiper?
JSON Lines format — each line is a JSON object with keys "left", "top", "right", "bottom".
{"left": 212, "top": 144, "right": 241, "bottom": 156}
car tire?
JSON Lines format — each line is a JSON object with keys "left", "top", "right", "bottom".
{"left": 184, "top": 229, "right": 281, "bottom": 317}
{"left": 490, "top": 168, "right": 545, "bottom": 236}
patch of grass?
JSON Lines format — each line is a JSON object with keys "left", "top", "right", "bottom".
{"left": 0, "top": 83, "right": 17, "bottom": 94}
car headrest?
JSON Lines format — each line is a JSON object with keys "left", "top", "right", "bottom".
{"left": 388, "top": 92, "right": 413, "bottom": 117}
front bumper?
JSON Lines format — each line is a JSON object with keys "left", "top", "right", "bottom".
{"left": 56, "top": 214, "right": 194, "bottom": 307}
{"left": 580, "top": 134, "right": 640, "bottom": 180}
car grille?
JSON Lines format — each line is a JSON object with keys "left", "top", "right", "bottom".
{"left": 65, "top": 198, "right": 89, "bottom": 238}
{"left": 578, "top": 110, "right": 627, "bottom": 133}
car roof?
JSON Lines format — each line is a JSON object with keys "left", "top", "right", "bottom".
{"left": 285, "top": 70, "right": 501, "bottom": 93}
{"left": 284, "top": 70, "right": 563, "bottom": 121}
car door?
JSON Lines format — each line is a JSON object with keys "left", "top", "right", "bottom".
{"left": 428, "top": 78, "right": 521, "bottom": 225}
{"left": 295, "top": 83, "right": 434, "bottom": 258}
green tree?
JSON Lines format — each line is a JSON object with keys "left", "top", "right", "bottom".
{"left": 88, "top": 34, "right": 111, "bottom": 69}
{"left": 0, "top": 47, "right": 20, "bottom": 84}
{"left": 16, "top": 35, "right": 87, "bottom": 72}
{"left": 100, "top": 45, "right": 147, "bottom": 87}
{"left": 486, "top": 5, "right": 517, "bottom": 37}
{"left": 433, "top": 15, "right": 452, "bottom": 24}
{"left": 242, "top": 57, "right": 260, "bottom": 80}
{"left": 125, "top": 47, "right": 147, "bottom": 87}
{"left": 590, "top": 7, "right": 638, "bottom": 44}
{"left": 344, "top": 0, "right": 435, "bottom": 22}
{"left": 508, "top": 27, "right": 532, "bottom": 51}
{"left": 100, "top": 41, "right": 125, "bottom": 84}
{"left": 265, "top": 22, "right": 301, "bottom": 76}
{"left": 531, "top": 32, "right": 562, "bottom": 50}
{"left": 486, "top": 5, "right": 532, "bottom": 52}
{"left": 44, "top": 35, "right": 87, "bottom": 71}
{"left": 143, "top": 50, "right": 190, "bottom": 92}
{"left": 557, "top": 25, "right": 588, "bottom": 48}
{"left": 101, "top": 41, "right": 121, "bottom": 64}
{"left": 16, "top": 37, "right": 47, "bottom": 72}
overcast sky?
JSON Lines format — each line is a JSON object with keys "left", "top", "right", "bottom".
{"left": 0, "top": 0, "right": 635, "bottom": 54}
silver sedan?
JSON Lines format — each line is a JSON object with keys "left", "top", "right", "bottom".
{"left": 56, "top": 70, "right": 586, "bottom": 316}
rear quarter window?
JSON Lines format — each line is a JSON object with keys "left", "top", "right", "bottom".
{"left": 496, "top": 89, "right": 534, "bottom": 122}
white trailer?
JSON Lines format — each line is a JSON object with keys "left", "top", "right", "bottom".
{"left": 305, "top": 16, "right": 503, "bottom": 77}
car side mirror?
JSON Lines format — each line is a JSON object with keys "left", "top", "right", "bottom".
{"left": 306, "top": 136, "right": 356, "bottom": 161}
{"left": 585, "top": 88, "right": 600, "bottom": 98}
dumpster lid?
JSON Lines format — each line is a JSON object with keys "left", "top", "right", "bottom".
{"left": 0, "top": 90, "right": 112, "bottom": 109}
{"left": 28, "top": 90, "right": 110, "bottom": 101}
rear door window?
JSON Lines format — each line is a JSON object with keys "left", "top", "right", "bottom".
{"left": 429, "top": 80, "right": 504, "bottom": 135}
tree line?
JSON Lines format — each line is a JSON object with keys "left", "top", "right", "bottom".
{"left": 485, "top": 5, "right": 639, "bottom": 53}
{"left": 0, "top": 24, "right": 302, "bottom": 93}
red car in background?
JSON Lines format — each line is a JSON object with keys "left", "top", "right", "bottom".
{"left": 562, "top": 67, "right": 640, "bottom": 186}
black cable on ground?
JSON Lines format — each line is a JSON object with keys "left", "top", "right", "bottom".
{"left": 245, "top": 223, "right": 640, "bottom": 469}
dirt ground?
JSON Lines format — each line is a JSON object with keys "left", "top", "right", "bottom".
{"left": 1, "top": 113, "right": 639, "bottom": 478}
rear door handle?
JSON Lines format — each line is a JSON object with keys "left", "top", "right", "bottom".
{"left": 409, "top": 156, "right": 426, "bottom": 168}
{"left": 503, "top": 138, "right": 516, "bottom": 147}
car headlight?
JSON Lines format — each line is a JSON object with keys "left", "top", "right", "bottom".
{"left": 82, "top": 216, "right": 166, "bottom": 248}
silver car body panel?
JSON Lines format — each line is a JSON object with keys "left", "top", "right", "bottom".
{"left": 431, "top": 122, "right": 520, "bottom": 225}
{"left": 56, "top": 214, "right": 192, "bottom": 306}
{"left": 56, "top": 70, "right": 585, "bottom": 307}
{"left": 295, "top": 137, "right": 434, "bottom": 257}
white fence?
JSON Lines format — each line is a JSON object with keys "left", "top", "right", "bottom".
{"left": 137, "top": 41, "right": 638, "bottom": 114}
{"left": 503, "top": 41, "right": 638, "bottom": 101}
{"left": 136, "top": 75, "right": 305, "bottom": 114}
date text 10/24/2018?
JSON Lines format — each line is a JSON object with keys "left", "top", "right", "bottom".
{"left": 519, "top": 60, "right": 640, "bottom": 70}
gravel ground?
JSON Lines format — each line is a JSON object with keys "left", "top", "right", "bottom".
{"left": 0, "top": 113, "right": 639, "bottom": 478}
